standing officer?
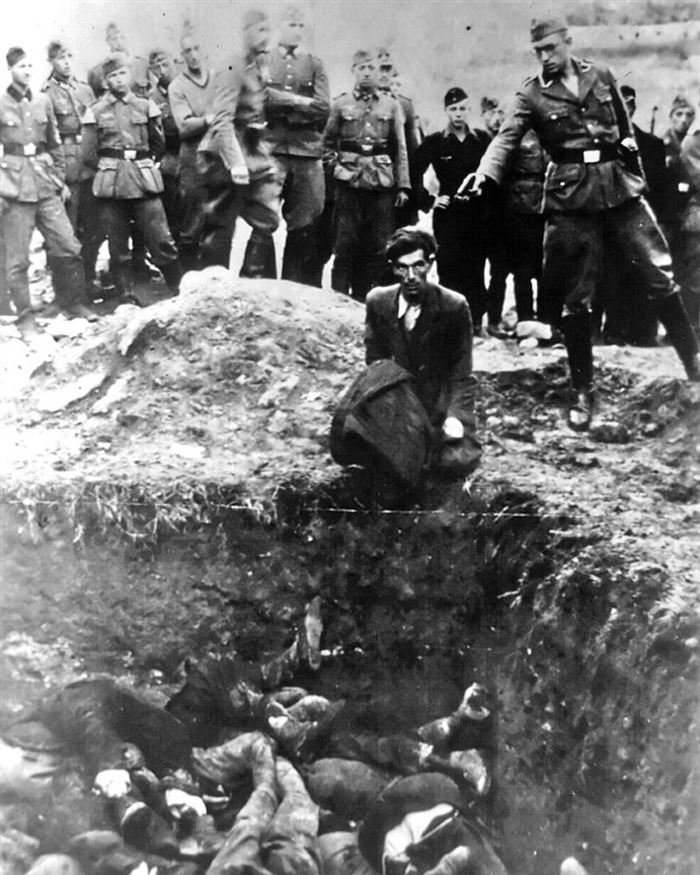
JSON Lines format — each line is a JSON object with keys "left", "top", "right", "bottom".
{"left": 1, "top": 46, "right": 94, "bottom": 330}
{"left": 81, "top": 52, "right": 182, "bottom": 300}
{"left": 323, "top": 49, "right": 410, "bottom": 301}
{"left": 168, "top": 29, "right": 216, "bottom": 272}
{"left": 376, "top": 48, "right": 422, "bottom": 228}
{"left": 265, "top": 3, "right": 330, "bottom": 285}
{"left": 461, "top": 18, "right": 700, "bottom": 430}
{"left": 41, "top": 40, "right": 104, "bottom": 296}
{"left": 413, "top": 87, "right": 488, "bottom": 316}
{"left": 148, "top": 49, "right": 182, "bottom": 243}
{"left": 198, "top": 8, "right": 281, "bottom": 277}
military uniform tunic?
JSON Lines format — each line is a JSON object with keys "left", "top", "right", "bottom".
{"left": 266, "top": 44, "right": 330, "bottom": 283}
{"left": 478, "top": 57, "right": 675, "bottom": 325}
{"left": 678, "top": 128, "right": 700, "bottom": 326}
{"left": 197, "top": 50, "right": 281, "bottom": 270}
{"left": 323, "top": 87, "right": 409, "bottom": 300}
{"left": 81, "top": 89, "right": 180, "bottom": 292}
{"left": 0, "top": 83, "right": 83, "bottom": 315}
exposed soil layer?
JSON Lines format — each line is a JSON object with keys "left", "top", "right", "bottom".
{"left": 1, "top": 275, "right": 699, "bottom": 875}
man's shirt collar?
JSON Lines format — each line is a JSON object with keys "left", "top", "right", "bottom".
{"left": 352, "top": 86, "right": 378, "bottom": 101}
{"left": 397, "top": 293, "right": 421, "bottom": 319}
{"left": 278, "top": 44, "right": 299, "bottom": 58}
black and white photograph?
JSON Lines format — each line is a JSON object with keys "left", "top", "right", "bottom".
{"left": 0, "top": 2, "right": 698, "bottom": 874}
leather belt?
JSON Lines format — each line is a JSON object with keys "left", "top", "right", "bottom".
{"left": 339, "top": 141, "right": 390, "bottom": 156}
{"left": 1, "top": 142, "right": 47, "bottom": 157}
{"left": 98, "top": 148, "right": 150, "bottom": 160}
{"left": 550, "top": 144, "right": 619, "bottom": 165}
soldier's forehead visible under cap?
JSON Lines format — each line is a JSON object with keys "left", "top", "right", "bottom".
{"left": 376, "top": 47, "right": 392, "bottom": 62}
{"left": 6, "top": 46, "right": 27, "bottom": 68}
{"left": 242, "top": 8, "right": 269, "bottom": 29}
{"left": 530, "top": 17, "right": 568, "bottom": 43}
{"left": 670, "top": 94, "right": 695, "bottom": 114}
{"left": 48, "top": 40, "right": 69, "bottom": 60}
{"left": 102, "top": 51, "right": 129, "bottom": 75}
{"left": 444, "top": 87, "right": 468, "bottom": 107}
{"left": 281, "top": 3, "right": 306, "bottom": 22}
{"left": 353, "top": 49, "right": 374, "bottom": 66}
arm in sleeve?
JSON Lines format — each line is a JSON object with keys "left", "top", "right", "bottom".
{"left": 80, "top": 107, "right": 99, "bottom": 170}
{"left": 443, "top": 297, "right": 477, "bottom": 425}
{"left": 266, "top": 58, "right": 330, "bottom": 126}
{"left": 477, "top": 89, "right": 533, "bottom": 184}
{"left": 390, "top": 100, "right": 410, "bottom": 190}
{"left": 322, "top": 102, "right": 341, "bottom": 153}
{"left": 364, "top": 297, "right": 392, "bottom": 364}
{"left": 147, "top": 99, "right": 165, "bottom": 162}
{"left": 168, "top": 79, "right": 209, "bottom": 140}
{"left": 45, "top": 98, "right": 66, "bottom": 180}
{"left": 413, "top": 136, "right": 436, "bottom": 213}
{"left": 209, "top": 64, "right": 247, "bottom": 170}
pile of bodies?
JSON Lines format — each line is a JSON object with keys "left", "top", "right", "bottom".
{"left": 0, "top": 600, "right": 510, "bottom": 875}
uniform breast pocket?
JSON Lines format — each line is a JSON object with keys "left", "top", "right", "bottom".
{"left": 299, "top": 79, "right": 315, "bottom": 97}
{"left": 373, "top": 113, "right": 391, "bottom": 139}
{"left": 340, "top": 108, "right": 360, "bottom": 138}
{"left": 591, "top": 83, "right": 616, "bottom": 125}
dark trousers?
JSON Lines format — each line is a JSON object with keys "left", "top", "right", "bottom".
{"left": 178, "top": 157, "right": 207, "bottom": 271}
{"left": 74, "top": 179, "right": 106, "bottom": 282}
{"left": 485, "top": 236, "right": 509, "bottom": 326}
{"left": 432, "top": 204, "right": 487, "bottom": 324}
{"left": 504, "top": 209, "right": 544, "bottom": 321}
{"left": 540, "top": 196, "right": 675, "bottom": 326}
{"left": 331, "top": 184, "right": 395, "bottom": 301}
{"left": 197, "top": 151, "right": 280, "bottom": 269}
{"left": 161, "top": 172, "right": 183, "bottom": 246}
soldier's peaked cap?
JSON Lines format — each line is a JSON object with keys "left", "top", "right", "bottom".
{"left": 242, "top": 8, "right": 269, "bottom": 29}
{"left": 352, "top": 49, "right": 374, "bottom": 66}
{"left": 47, "top": 40, "right": 69, "bottom": 60}
{"left": 6, "top": 46, "right": 26, "bottom": 68}
{"left": 444, "top": 87, "right": 468, "bottom": 107}
{"left": 280, "top": 4, "right": 306, "bottom": 22}
{"left": 102, "top": 52, "right": 129, "bottom": 75}
{"left": 148, "top": 48, "right": 170, "bottom": 64}
{"left": 530, "top": 17, "right": 568, "bottom": 43}
{"left": 670, "top": 94, "right": 695, "bottom": 114}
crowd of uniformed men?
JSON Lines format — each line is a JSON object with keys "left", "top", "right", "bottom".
{"left": 1, "top": 7, "right": 699, "bottom": 361}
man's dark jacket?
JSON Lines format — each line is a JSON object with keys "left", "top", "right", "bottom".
{"left": 364, "top": 282, "right": 476, "bottom": 428}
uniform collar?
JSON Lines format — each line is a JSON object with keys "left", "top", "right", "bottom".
{"left": 182, "top": 68, "right": 210, "bottom": 87}
{"left": 537, "top": 56, "right": 589, "bottom": 91}
{"left": 106, "top": 89, "right": 134, "bottom": 105}
{"left": 7, "top": 83, "right": 32, "bottom": 102}
{"left": 442, "top": 123, "right": 472, "bottom": 138}
{"left": 352, "top": 86, "right": 378, "bottom": 101}
{"left": 48, "top": 71, "right": 74, "bottom": 88}
{"left": 278, "top": 44, "right": 299, "bottom": 58}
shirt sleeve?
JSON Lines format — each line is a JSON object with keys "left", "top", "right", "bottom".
{"left": 478, "top": 89, "right": 533, "bottom": 184}
{"left": 168, "top": 79, "right": 209, "bottom": 140}
{"left": 209, "top": 63, "right": 247, "bottom": 170}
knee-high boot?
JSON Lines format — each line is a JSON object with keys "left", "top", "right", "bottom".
{"left": 562, "top": 312, "right": 596, "bottom": 430}
{"left": 51, "top": 256, "right": 97, "bottom": 321}
{"left": 240, "top": 235, "right": 276, "bottom": 280}
{"left": 654, "top": 292, "right": 700, "bottom": 381}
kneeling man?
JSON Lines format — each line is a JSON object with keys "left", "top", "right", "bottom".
{"left": 365, "top": 227, "right": 481, "bottom": 478}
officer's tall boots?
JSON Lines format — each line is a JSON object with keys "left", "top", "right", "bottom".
{"left": 282, "top": 227, "right": 316, "bottom": 286}
{"left": 240, "top": 234, "right": 277, "bottom": 280}
{"left": 654, "top": 292, "right": 700, "bottom": 381}
{"left": 562, "top": 312, "right": 596, "bottom": 431}
{"left": 159, "top": 260, "right": 183, "bottom": 296}
{"left": 51, "top": 255, "right": 98, "bottom": 321}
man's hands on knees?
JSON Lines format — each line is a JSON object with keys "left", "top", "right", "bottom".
{"left": 94, "top": 767, "right": 132, "bottom": 798}
{"left": 442, "top": 417, "right": 464, "bottom": 442}
{"left": 230, "top": 165, "right": 250, "bottom": 185}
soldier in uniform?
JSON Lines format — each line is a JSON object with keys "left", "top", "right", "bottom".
{"left": 679, "top": 101, "right": 700, "bottom": 334}
{"left": 461, "top": 18, "right": 700, "bottom": 430}
{"left": 376, "top": 48, "right": 421, "bottom": 229}
{"left": 323, "top": 49, "right": 410, "bottom": 301}
{"left": 81, "top": 52, "right": 182, "bottom": 300}
{"left": 148, "top": 49, "right": 181, "bottom": 243}
{"left": 197, "top": 8, "right": 281, "bottom": 277}
{"left": 1, "top": 46, "right": 94, "bottom": 330}
{"left": 413, "top": 87, "right": 488, "bottom": 317}
{"left": 168, "top": 29, "right": 216, "bottom": 272}
{"left": 41, "top": 40, "right": 104, "bottom": 296}
{"left": 265, "top": 3, "right": 330, "bottom": 285}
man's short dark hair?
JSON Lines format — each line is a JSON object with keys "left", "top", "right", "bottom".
{"left": 385, "top": 228, "right": 437, "bottom": 262}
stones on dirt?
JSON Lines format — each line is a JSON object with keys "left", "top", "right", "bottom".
{"left": 25, "top": 854, "right": 85, "bottom": 875}
{"left": 37, "top": 369, "right": 112, "bottom": 414}
{"left": 91, "top": 376, "right": 133, "bottom": 416}
{"left": 0, "top": 827, "right": 40, "bottom": 875}
{"left": 588, "top": 421, "right": 631, "bottom": 444}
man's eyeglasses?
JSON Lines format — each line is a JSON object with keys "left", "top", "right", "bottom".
{"left": 393, "top": 259, "right": 430, "bottom": 277}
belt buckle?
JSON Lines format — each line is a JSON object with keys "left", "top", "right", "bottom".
{"left": 678, "top": 182, "right": 690, "bottom": 193}
{"left": 23, "top": 143, "right": 37, "bottom": 157}
{"left": 583, "top": 149, "right": 601, "bottom": 164}
{"left": 360, "top": 142, "right": 373, "bottom": 154}
{"left": 124, "top": 148, "right": 137, "bottom": 161}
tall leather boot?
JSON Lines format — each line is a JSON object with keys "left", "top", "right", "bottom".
{"left": 562, "top": 312, "right": 596, "bottom": 431}
{"left": 51, "top": 256, "right": 98, "bottom": 321}
{"left": 240, "top": 235, "right": 276, "bottom": 280}
{"left": 159, "top": 260, "right": 183, "bottom": 295}
{"left": 281, "top": 228, "right": 304, "bottom": 283}
{"left": 654, "top": 292, "right": 700, "bottom": 381}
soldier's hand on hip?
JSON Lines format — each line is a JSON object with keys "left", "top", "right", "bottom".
{"left": 230, "top": 165, "right": 250, "bottom": 186}
{"left": 456, "top": 172, "right": 485, "bottom": 200}
{"left": 619, "top": 136, "right": 638, "bottom": 153}
{"left": 394, "top": 190, "right": 409, "bottom": 208}
{"left": 434, "top": 194, "right": 451, "bottom": 210}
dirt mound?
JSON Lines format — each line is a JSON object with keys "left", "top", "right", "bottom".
{"left": 1, "top": 269, "right": 365, "bottom": 503}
